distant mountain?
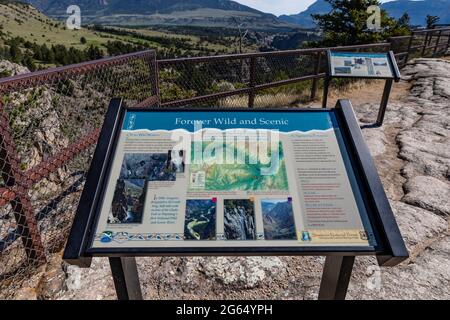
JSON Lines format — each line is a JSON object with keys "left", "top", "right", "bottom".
{"left": 27, "top": 0, "right": 294, "bottom": 30}
{"left": 279, "top": 0, "right": 331, "bottom": 28}
{"left": 382, "top": 0, "right": 450, "bottom": 26}
{"left": 280, "top": 0, "right": 450, "bottom": 28}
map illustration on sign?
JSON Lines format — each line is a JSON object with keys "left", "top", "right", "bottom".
{"left": 91, "top": 111, "right": 377, "bottom": 250}
{"left": 330, "top": 52, "right": 394, "bottom": 78}
{"left": 189, "top": 142, "right": 288, "bottom": 191}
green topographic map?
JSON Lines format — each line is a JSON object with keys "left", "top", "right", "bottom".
{"left": 189, "top": 141, "right": 289, "bottom": 191}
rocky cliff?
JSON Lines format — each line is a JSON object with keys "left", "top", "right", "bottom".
{"left": 0, "top": 60, "right": 29, "bottom": 77}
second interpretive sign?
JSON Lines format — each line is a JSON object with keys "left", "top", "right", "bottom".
{"left": 329, "top": 52, "right": 395, "bottom": 78}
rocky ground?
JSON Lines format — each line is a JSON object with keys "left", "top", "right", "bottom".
{"left": 6, "top": 58, "right": 450, "bottom": 300}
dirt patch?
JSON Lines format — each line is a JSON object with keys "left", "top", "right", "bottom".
{"left": 324, "top": 79, "right": 412, "bottom": 107}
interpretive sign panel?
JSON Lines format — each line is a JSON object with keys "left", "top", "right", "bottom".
{"left": 64, "top": 99, "right": 408, "bottom": 267}
{"left": 329, "top": 52, "right": 396, "bottom": 78}
{"left": 323, "top": 51, "right": 401, "bottom": 126}
{"left": 91, "top": 109, "right": 376, "bottom": 250}
{"left": 63, "top": 99, "right": 408, "bottom": 300}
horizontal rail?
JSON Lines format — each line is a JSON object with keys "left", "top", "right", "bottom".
{"left": 389, "top": 35, "right": 412, "bottom": 40}
{"left": 254, "top": 73, "right": 325, "bottom": 91}
{"left": 161, "top": 73, "right": 326, "bottom": 108}
{"left": 394, "top": 52, "right": 408, "bottom": 57}
{"left": 161, "top": 87, "right": 253, "bottom": 108}
{"left": 411, "top": 43, "right": 449, "bottom": 51}
{"left": 412, "top": 27, "right": 450, "bottom": 34}
{"left": 158, "top": 43, "right": 390, "bottom": 65}
{"left": 134, "top": 95, "right": 159, "bottom": 108}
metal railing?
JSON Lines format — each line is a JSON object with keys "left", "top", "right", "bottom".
{"left": 0, "top": 50, "right": 158, "bottom": 297}
{"left": 394, "top": 27, "right": 450, "bottom": 65}
{"left": 156, "top": 28, "right": 450, "bottom": 109}
{"left": 158, "top": 43, "right": 390, "bottom": 109}
{"left": 0, "top": 27, "right": 449, "bottom": 298}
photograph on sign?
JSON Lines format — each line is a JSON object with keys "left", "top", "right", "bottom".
{"left": 330, "top": 52, "right": 394, "bottom": 78}
{"left": 91, "top": 111, "right": 377, "bottom": 249}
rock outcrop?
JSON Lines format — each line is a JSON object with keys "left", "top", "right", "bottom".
{"left": 0, "top": 60, "right": 29, "bottom": 77}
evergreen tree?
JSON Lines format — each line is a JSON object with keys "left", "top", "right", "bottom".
{"left": 312, "top": 0, "right": 410, "bottom": 46}
{"left": 85, "top": 45, "right": 103, "bottom": 60}
{"left": 22, "top": 55, "right": 36, "bottom": 71}
{"left": 398, "top": 13, "right": 411, "bottom": 29}
{"left": 9, "top": 43, "right": 23, "bottom": 63}
{"left": 426, "top": 15, "right": 440, "bottom": 29}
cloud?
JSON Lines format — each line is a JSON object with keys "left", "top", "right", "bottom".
{"left": 235, "top": 0, "right": 314, "bottom": 16}
{"left": 235, "top": 0, "right": 392, "bottom": 16}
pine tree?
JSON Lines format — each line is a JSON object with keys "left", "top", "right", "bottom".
{"left": 426, "top": 15, "right": 440, "bottom": 29}
{"left": 312, "top": 0, "right": 410, "bottom": 46}
{"left": 85, "top": 45, "right": 103, "bottom": 60}
{"left": 398, "top": 13, "right": 411, "bottom": 29}
{"left": 9, "top": 43, "right": 23, "bottom": 63}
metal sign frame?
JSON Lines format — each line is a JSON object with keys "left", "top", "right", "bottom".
{"left": 322, "top": 51, "right": 401, "bottom": 126}
{"left": 63, "top": 98, "right": 408, "bottom": 300}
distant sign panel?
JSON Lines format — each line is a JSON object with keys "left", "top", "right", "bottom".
{"left": 329, "top": 52, "right": 394, "bottom": 78}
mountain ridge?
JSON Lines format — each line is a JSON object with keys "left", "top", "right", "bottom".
{"left": 280, "top": 0, "right": 450, "bottom": 28}
{"left": 279, "top": 0, "right": 330, "bottom": 28}
{"left": 26, "top": 0, "right": 295, "bottom": 30}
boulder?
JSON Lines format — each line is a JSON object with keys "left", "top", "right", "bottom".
{"left": 0, "top": 60, "right": 29, "bottom": 77}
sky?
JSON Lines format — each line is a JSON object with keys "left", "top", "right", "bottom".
{"left": 235, "top": 0, "right": 393, "bottom": 16}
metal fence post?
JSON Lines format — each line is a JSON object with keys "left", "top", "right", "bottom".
{"left": 421, "top": 31, "right": 429, "bottom": 57}
{"left": 151, "top": 56, "right": 161, "bottom": 107}
{"left": 0, "top": 103, "right": 46, "bottom": 265}
{"left": 404, "top": 33, "right": 414, "bottom": 63}
{"left": 433, "top": 30, "right": 443, "bottom": 56}
{"left": 322, "top": 77, "right": 330, "bottom": 109}
{"left": 310, "top": 52, "right": 322, "bottom": 101}
{"left": 446, "top": 31, "right": 450, "bottom": 53}
{"left": 248, "top": 57, "right": 256, "bottom": 108}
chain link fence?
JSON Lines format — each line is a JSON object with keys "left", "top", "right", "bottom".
{"left": 158, "top": 44, "right": 378, "bottom": 109}
{"left": 390, "top": 27, "right": 450, "bottom": 66}
{"left": 0, "top": 27, "right": 449, "bottom": 299}
{"left": 0, "top": 50, "right": 158, "bottom": 298}
{"left": 158, "top": 28, "right": 450, "bottom": 110}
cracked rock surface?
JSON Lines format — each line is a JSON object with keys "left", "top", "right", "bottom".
{"left": 12, "top": 58, "right": 449, "bottom": 300}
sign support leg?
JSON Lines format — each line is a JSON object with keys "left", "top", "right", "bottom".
{"left": 318, "top": 256, "right": 355, "bottom": 300}
{"left": 322, "top": 77, "right": 330, "bottom": 108}
{"left": 109, "top": 257, "right": 143, "bottom": 300}
{"left": 376, "top": 79, "right": 394, "bottom": 127}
